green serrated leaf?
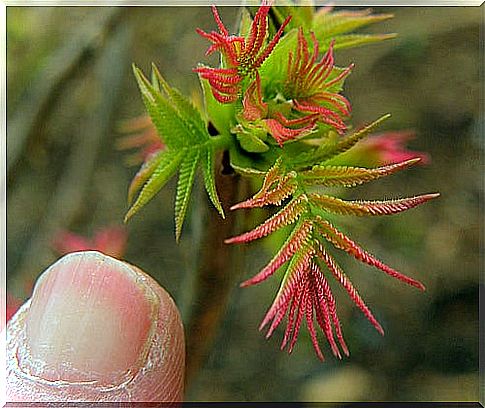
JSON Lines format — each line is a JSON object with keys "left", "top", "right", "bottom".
{"left": 328, "top": 33, "right": 397, "bottom": 50}
{"left": 151, "top": 68, "right": 160, "bottom": 91}
{"left": 128, "top": 149, "right": 166, "bottom": 204}
{"left": 134, "top": 67, "right": 188, "bottom": 148}
{"left": 151, "top": 63, "right": 207, "bottom": 136}
{"left": 237, "top": 132, "right": 270, "bottom": 153}
{"left": 175, "top": 149, "right": 201, "bottom": 241}
{"left": 133, "top": 65, "right": 208, "bottom": 149}
{"left": 323, "top": 114, "right": 392, "bottom": 162}
{"left": 324, "top": 66, "right": 352, "bottom": 94}
{"left": 202, "top": 146, "right": 225, "bottom": 218}
{"left": 128, "top": 66, "right": 229, "bottom": 239}
{"left": 313, "top": 9, "right": 394, "bottom": 40}
{"left": 292, "top": 114, "right": 391, "bottom": 168}
{"left": 259, "top": 28, "right": 298, "bottom": 90}
{"left": 125, "top": 150, "right": 183, "bottom": 222}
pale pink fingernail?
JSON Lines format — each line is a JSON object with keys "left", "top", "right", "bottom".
{"left": 18, "top": 251, "right": 159, "bottom": 386}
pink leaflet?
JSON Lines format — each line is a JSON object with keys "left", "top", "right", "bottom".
{"left": 195, "top": 4, "right": 291, "bottom": 104}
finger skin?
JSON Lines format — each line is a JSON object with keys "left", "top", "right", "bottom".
{"left": 6, "top": 251, "right": 185, "bottom": 403}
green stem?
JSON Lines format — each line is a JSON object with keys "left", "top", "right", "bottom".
{"left": 211, "top": 132, "right": 233, "bottom": 151}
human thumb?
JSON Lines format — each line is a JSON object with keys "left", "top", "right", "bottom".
{"left": 6, "top": 251, "right": 185, "bottom": 403}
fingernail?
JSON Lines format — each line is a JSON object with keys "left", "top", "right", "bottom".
{"left": 18, "top": 251, "right": 160, "bottom": 386}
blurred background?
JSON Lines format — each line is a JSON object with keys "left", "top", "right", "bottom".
{"left": 6, "top": 6, "right": 482, "bottom": 403}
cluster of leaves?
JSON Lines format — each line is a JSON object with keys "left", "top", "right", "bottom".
{"left": 125, "top": 3, "right": 438, "bottom": 359}
{"left": 225, "top": 129, "right": 438, "bottom": 359}
{"left": 125, "top": 65, "right": 227, "bottom": 240}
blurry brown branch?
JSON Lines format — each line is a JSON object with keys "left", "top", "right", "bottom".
{"left": 8, "top": 22, "right": 131, "bottom": 299}
{"left": 184, "top": 153, "right": 250, "bottom": 385}
{"left": 7, "top": 7, "right": 127, "bottom": 185}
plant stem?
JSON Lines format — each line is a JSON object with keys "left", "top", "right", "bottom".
{"left": 184, "top": 151, "right": 249, "bottom": 386}
{"left": 211, "top": 132, "right": 232, "bottom": 151}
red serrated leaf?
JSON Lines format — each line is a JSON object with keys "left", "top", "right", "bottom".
{"left": 265, "top": 118, "right": 316, "bottom": 146}
{"left": 316, "top": 217, "right": 425, "bottom": 290}
{"left": 240, "top": 219, "right": 313, "bottom": 287}
{"left": 225, "top": 195, "right": 308, "bottom": 244}
{"left": 284, "top": 29, "right": 353, "bottom": 134}
{"left": 315, "top": 242, "right": 385, "bottom": 335}
{"left": 310, "top": 261, "right": 345, "bottom": 359}
{"left": 195, "top": 3, "right": 291, "bottom": 104}
{"left": 287, "top": 275, "right": 309, "bottom": 354}
{"left": 231, "top": 171, "right": 298, "bottom": 210}
{"left": 312, "top": 264, "right": 349, "bottom": 357}
{"left": 309, "top": 193, "right": 439, "bottom": 217}
{"left": 259, "top": 255, "right": 305, "bottom": 332}
{"left": 305, "top": 279, "right": 325, "bottom": 361}
{"left": 300, "top": 158, "right": 421, "bottom": 187}
{"left": 309, "top": 263, "right": 339, "bottom": 359}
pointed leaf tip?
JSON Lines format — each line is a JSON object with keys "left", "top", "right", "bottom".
{"left": 124, "top": 208, "right": 136, "bottom": 223}
{"left": 174, "top": 151, "right": 200, "bottom": 243}
{"left": 407, "top": 157, "right": 422, "bottom": 165}
{"left": 416, "top": 282, "right": 426, "bottom": 291}
{"left": 202, "top": 147, "right": 225, "bottom": 219}
{"left": 230, "top": 201, "right": 250, "bottom": 210}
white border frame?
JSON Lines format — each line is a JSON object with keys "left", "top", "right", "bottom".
{"left": 1, "top": 3, "right": 483, "bottom": 407}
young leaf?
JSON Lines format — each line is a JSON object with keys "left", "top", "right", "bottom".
{"left": 240, "top": 219, "right": 313, "bottom": 287}
{"left": 309, "top": 193, "right": 439, "bottom": 217}
{"left": 315, "top": 217, "right": 426, "bottom": 290}
{"left": 315, "top": 243, "right": 385, "bottom": 335}
{"left": 231, "top": 168, "right": 298, "bottom": 210}
{"left": 175, "top": 149, "right": 201, "bottom": 241}
{"left": 225, "top": 195, "right": 308, "bottom": 244}
{"left": 327, "top": 33, "right": 397, "bottom": 51}
{"left": 300, "top": 158, "right": 421, "bottom": 187}
{"left": 292, "top": 114, "right": 391, "bottom": 168}
{"left": 127, "top": 65, "right": 228, "bottom": 239}
{"left": 194, "top": 5, "right": 292, "bottom": 104}
{"left": 125, "top": 150, "right": 183, "bottom": 222}
{"left": 133, "top": 66, "right": 195, "bottom": 149}
{"left": 227, "top": 137, "right": 437, "bottom": 359}
{"left": 152, "top": 63, "right": 207, "bottom": 137}
{"left": 312, "top": 8, "right": 395, "bottom": 49}
{"left": 201, "top": 146, "right": 225, "bottom": 218}
{"left": 198, "top": 72, "right": 236, "bottom": 135}
{"left": 128, "top": 150, "right": 167, "bottom": 204}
